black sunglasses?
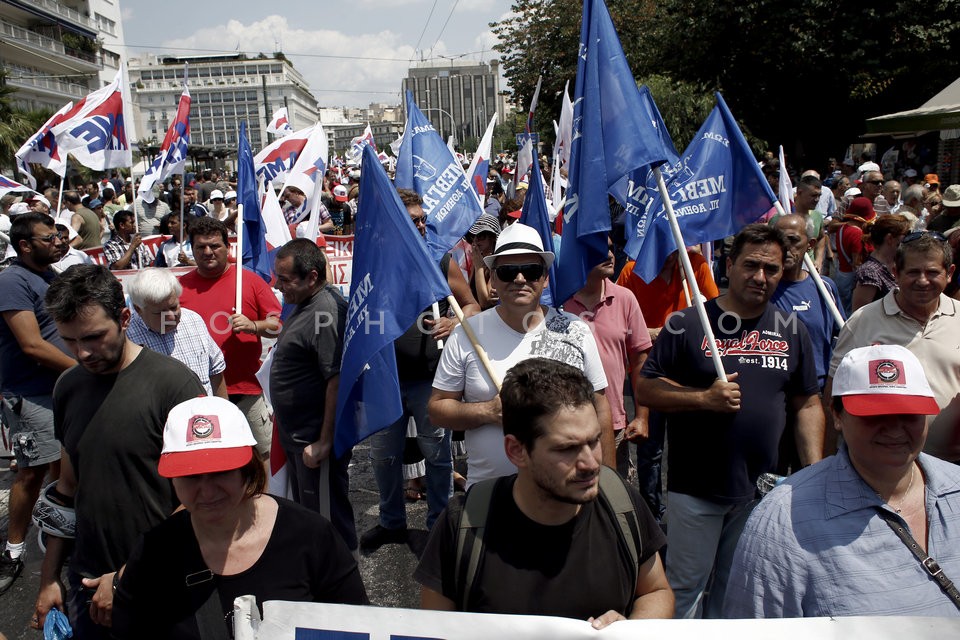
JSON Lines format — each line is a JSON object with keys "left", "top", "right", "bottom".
{"left": 902, "top": 230, "right": 947, "bottom": 244}
{"left": 864, "top": 179, "right": 884, "bottom": 186}
{"left": 495, "top": 263, "right": 545, "bottom": 282}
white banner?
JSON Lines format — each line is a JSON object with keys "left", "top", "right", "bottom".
{"left": 234, "top": 600, "right": 960, "bottom": 640}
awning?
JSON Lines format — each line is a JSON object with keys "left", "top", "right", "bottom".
{"left": 865, "top": 77, "right": 960, "bottom": 135}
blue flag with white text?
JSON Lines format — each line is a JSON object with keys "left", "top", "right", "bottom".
{"left": 335, "top": 144, "right": 452, "bottom": 457}
{"left": 395, "top": 91, "right": 484, "bottom": 262}
{"left": 554, "top": 0, "right": 670, "bottom": 304}
{"left": 610, "top": 86, "right": 680, "bottom": 260}
{"left": 238, "top": 121, "right": 271, "bottom": 282}
{"left": 518, "top": 165, "right": 557, "bottom": 306}
{"left": 631, "top": 93, "right": 778, "bottom": 282}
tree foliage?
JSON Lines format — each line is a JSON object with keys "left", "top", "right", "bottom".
{"left": 491, "top": 0, "right": 960, "bottom": 167}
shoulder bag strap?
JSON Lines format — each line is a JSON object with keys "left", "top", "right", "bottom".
{"left": 454, "top": 477, "right": 499, "bottom": 611}
{"left": 875, "top": 508, "right": 960, "bottom": 611}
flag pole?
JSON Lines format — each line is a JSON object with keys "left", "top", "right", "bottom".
{"left": 446, "top": 295, "right": 501, "bottom": 390}
{"left": 179, "top": 173, "right": 185, "bottom": 244}
{"left": 773, "top": 202, "right": 845, "bottom": 327}
{"left": 56, "top": 176, "right": 65, "bottom": 216}
{"left": 235, "top": 203, "right": 244, "bottom": 314}
{"left": 653, "top": 166, "right": 727, "bottom": 381}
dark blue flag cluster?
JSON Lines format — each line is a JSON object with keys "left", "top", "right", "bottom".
{"left": 395, "top": 91, "right": 484, "bottom": 262}
{"left": 237, "top": 121, "right": 271, "bottom": 283}
{"left": 335, "top": 144, "right": 453, "bottom": 457}
{"left": 611, "top": 85, "right": 680, "bottom": 260}
{"left": 554, "top": 0, "right": 670, "bottom": 305}
{"left": 518, "top": 164, "right": 558, "bottom": 307}
{"left": 630, "top": 93, "right": 778, "bottom": 282}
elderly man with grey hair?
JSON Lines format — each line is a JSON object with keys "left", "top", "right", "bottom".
{"left": 125, "top": 267, "right": 227, "bottom": 398}
{"left": 898, "top": 184, "right": 926, "bottom": 229}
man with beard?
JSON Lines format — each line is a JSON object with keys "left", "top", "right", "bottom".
{"left": 31, "top": 265, "right": 204, "bottom": 634}
{"left": 636, "top": 224, "right": 823, "bottom": 619}
{"left": 0, "top": 214, "right": 75, "bottom": 594}
{"left": 417, "top": 358, "right": 672, "bottom": 625}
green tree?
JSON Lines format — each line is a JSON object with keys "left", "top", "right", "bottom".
{"left": 492, "top": 1, "right": 960, "bottom": 166}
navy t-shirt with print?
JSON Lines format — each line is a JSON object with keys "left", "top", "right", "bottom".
{"left": 641, "top": 299, "right": 819, "bottom": 503}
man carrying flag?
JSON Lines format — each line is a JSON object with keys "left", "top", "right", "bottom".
{"left": 636, "top": 224, "right": 824, "bottom": 619}
{"left": 178, "top": 215, "right": 280, "bottom": 459}
{"left": 429, "top": 222, "right": 614, "bottom": 487}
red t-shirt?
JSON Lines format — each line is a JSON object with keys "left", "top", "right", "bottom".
{"left": 835, "top": 224, "right": 871, "bottom": 273}
{"left": 179, "top": 265, "right": 282, "bottom": 395}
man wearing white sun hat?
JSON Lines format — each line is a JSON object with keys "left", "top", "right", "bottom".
{"left": 429, "top": 222, "right": 614, "bottom": 487}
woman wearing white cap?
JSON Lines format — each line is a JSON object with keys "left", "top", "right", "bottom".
{"left": 112, "top": 397, "right": 367, "bottom": 637}
{"left": 724, "top": 345, "right": 960, "bottom": 618}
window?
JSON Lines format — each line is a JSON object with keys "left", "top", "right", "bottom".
{"left": 94, "top": 13, "right": 116, "bottom": 35}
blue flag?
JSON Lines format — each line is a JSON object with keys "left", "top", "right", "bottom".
{"left": 631, "top": 93, "right": 778, "bottom": 283}
{"left": 335, "top": 144, "right": 452, "bottom": 457}
{"left": 237, "top": 121, "right": 271, "bottom": 282}
{"left": 610, "top": 86, "right": 681, "bottom": 260}
{"left": 518, "top": 165, "right": 558, "bottom": 306}
{"left": 395, "top": 91, "right": 484, "bottom": 262}
{"left": 554, "top": 0, "right": 670, "bottom": 305}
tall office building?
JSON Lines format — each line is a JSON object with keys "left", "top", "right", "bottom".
{"left": 401, "top": 60, "right": 505, "bottom": 146}
{"left": 0, "top": 0, "right": 126, "bottom": 111}
{"left": 128, "top": 52, "right": 319, "bottom": 160}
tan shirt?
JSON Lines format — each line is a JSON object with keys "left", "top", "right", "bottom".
{"left": 830, "top": 290, "right": 960, "bottom": 460}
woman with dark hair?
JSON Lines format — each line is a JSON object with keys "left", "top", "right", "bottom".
{"left": 112, "top": 397, "right": 367, "bottom": 638}
{"left": 851, "top": 214, "right": 911, "bottom": 311}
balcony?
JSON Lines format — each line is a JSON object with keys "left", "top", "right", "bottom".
{"left": 5, "top": 68, "right": 88, "bottom": 101}
{"left": 0, "top": 20, "right": 100, "bottom": 68}
{"left": 11, "top": 0, "right": 97, "bottom": 32}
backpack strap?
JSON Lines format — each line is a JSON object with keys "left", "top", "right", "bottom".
{"left": 596, "top": 466, "right": 642, "bottom": 588}
{"left": 454, "top": 477, "right": 499, "bottom": 611}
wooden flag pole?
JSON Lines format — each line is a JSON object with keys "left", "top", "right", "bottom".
{"left": 446, "top": 295, "right": 501, "bottom": 390}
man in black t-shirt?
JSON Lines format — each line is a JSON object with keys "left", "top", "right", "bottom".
{"left": 636, "top": 224, "right": 823, "bottom": 619}
{"left": 416, "top": 358, "right": 672, "bottom": 627}
{"left": 31, "top": 265, "right": 204, "bottom": 636}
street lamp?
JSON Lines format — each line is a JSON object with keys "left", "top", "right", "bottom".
{"left": 421, "top": 107, "right": 456, "bottom": 146}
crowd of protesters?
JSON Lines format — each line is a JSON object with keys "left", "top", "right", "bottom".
{"left": 1, "top": 140, "right": 960, "bottom": 636}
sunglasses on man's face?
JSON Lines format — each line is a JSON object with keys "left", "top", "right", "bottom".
{"left": 494, "top": 263, "right": 545, "bottom": 282}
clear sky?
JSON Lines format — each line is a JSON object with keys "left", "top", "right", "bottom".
{"left": 117, "top": 0, "right": 515, "bottom": 108}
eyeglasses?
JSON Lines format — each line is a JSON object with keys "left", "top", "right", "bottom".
{"left": 31, "top": 233, "right": 62, "bottom": 243}
{"left": 495, "top": 263, "right": 545, "bottom": 282}
{"left": 902, "top": 230, "right": 946, "bottom": 244}
{"left": 410, "top": 215, "right": 427, "bottom": 226}
{"left": 864, "top": 179, "right": 884, "bottom": 186}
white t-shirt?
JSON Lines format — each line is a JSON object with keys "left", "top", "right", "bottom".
{"left": 432, "top": 306, "right": 607, "bottom": 486}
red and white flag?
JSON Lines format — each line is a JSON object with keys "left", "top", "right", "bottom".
{"left": 254, "top": 124, "right": 316, "bottom": 184}
{"left": 778, "top": 145, "right": 794, "bottom": 213}
{"left": 48, "top": 65, "right": 136, "bottom": 171}
{"left": 267, "top": 107, "right": 294, "bottom": 137}
{"left": 15, "top": 101, "right": 82, "bottom": 188}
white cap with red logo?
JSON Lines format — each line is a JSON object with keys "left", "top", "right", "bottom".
{"left": 833, "top": 345, "right": 939, "bottom": 416}
{"left": 158, "top": 397, "right": 257, "bottom": 478}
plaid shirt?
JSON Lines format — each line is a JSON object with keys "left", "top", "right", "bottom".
{"left": 126, "top": 308, "right": 225, "bottom": 395}
{"left": 103, "top": 235, "right": 151, "bottom": 270}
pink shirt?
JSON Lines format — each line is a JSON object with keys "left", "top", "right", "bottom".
{"left": 564, "top": 281, "right": 653, "bottom": 429}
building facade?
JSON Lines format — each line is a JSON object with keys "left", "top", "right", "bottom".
{"left": 0, "top": 0, "right": 125, "bottom": 112}
{"left": 401, "top": 60, "right": 504, "bottom": 147}
{"left": 128, "top": 52, "right": 320, "bottom": 162}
